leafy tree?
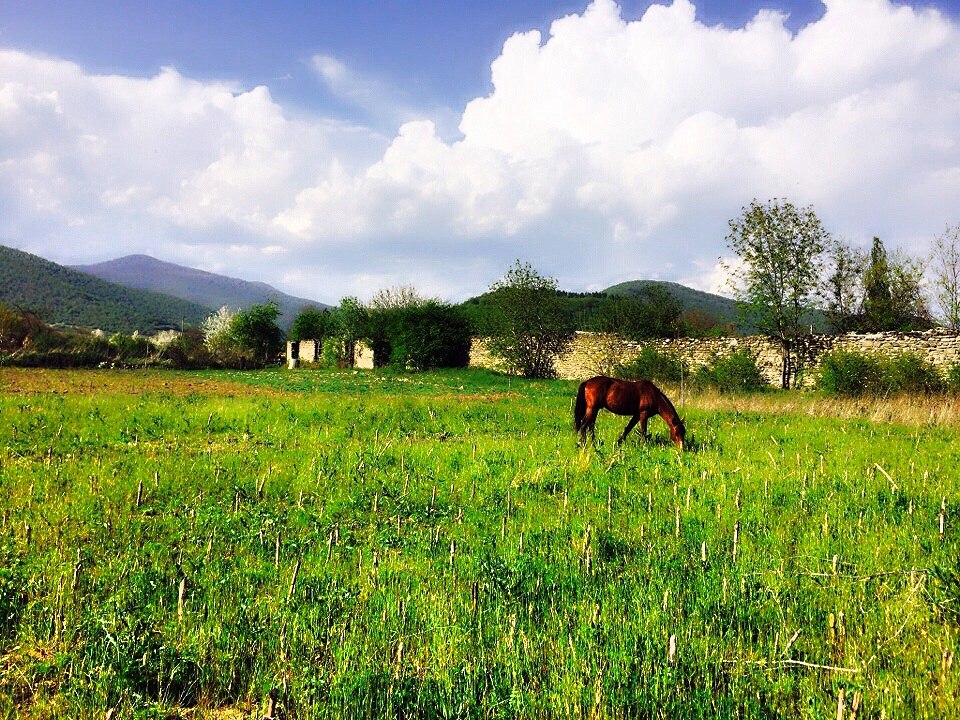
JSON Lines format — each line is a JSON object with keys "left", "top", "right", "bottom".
{"left": 201, "top": 306, "right": 242, "bottom": 366}
{"left": 887, "top": 254, "right": 931, "bottom": 330}
{"left": 387, "top": 302, "right": 471, "bottom": 370}
{"left": 931, "top": 224, "right": 960, "bottom": 331}
{"left": 365, "top": 286, "right": 430, "bottom": 367}
{"left": 329, "top": 297, "right": 368, "bottom": 367}
{"left": 725, "top": 198, "right": 829, "bottom": 388}
{"left": 290, "top": 307, "right": 335, "bottom": 343}
{"left": 861, "top": 237, "right": 930, "bottom": 331}
{"left": 822, "top": 238, "right": 865, "bottom": 333}
{"left": 231, "top": 302, "right": 285, "bottom": 366}
{"left": 862, "top": 237, "right": 896, "bottom": 330}
{"left": 370, "top": 285, "right": 427, "bottom": 311}
{"left": 483, "top": 260, "right": 574, "bottom": 378}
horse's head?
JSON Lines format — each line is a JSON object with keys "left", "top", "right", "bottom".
{"left": 671, "top": 417, "right": 686, "bottom": 450}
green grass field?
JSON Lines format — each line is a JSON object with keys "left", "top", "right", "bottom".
{"left": 2, "top": 367, "right": 959, "bottom": 718}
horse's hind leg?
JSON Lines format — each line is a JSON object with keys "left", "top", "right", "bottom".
{"left": 579, "top": 409, "right": 598, "bottom": 446}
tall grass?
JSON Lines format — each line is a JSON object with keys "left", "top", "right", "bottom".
{"left": 1, "top": 367, "right": 959, "bottom": 718}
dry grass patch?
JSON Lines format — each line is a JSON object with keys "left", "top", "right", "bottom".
{"left": 0, "top": 368, "right": 281, "bottom": 398}
{"left": 666, "top": 385, "right": 960, "bottom": 428}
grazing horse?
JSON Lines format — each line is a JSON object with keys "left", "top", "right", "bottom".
{"left": 574, "top": 376, "right": 686, "bottom": 449}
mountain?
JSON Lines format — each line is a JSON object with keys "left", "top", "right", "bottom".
{"left": 0, "top": 245, "right": 211, "bottom": 334}
{"left": 603, "top": 280, "right": 745, "bottom": 330}
{"left": 604, "top": 279, "right": 828, "bottom": 333}
{"left": 72, "top": 254, "right": 329, "bottom": 328}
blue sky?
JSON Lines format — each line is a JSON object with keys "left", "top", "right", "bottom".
{"left": 3, "top": 0, "right": 960, "bottom": 305}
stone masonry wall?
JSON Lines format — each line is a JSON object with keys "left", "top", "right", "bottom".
{"left": 470, "top": 329, "right": 960, "bottom": 385}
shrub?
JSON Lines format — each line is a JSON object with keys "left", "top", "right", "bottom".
{"left": 817, "top": 350, "right": 885, "bottom": 396}
{"left": 882, "top": 352, "right": 944, "bottom": 394}
{"left": 322, "top": 336, "right": 352, "bottom": 368}
{"left": 947, "top": 364, "right": 960, "bottom": 393}
{"left": 108, "top": 332, "right": 153, "bottom": 362}
{"left": 616, "top": 345, "right": 687, "bottom": 384}
{"left": 387, "top": 303, "right": 471, "bottom": 370}
{"left": 818, "top": 350, "right": 945, "bottom": 396}
{"left": 694, "top": 350, "right": 766, "bottom": 393}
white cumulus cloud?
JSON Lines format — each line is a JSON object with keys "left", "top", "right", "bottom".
{"left": 2, "top": 0, "right": 960, "bottom": 303}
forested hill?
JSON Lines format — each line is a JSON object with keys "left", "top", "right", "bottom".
{"left": 604, "top": 280, "right": 741, "bottom": 326}
{"left": 0, "top": 245, "right": 212, "bottom": 334}
{"left": 460, "top": 279, "right": 746, "bottom": 336}
{"left": 72, "top": 254, "right": 328, "bottom": 329}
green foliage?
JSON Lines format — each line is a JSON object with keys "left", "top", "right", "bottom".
{"left": 948, "top": 364, "right": 960, "bottom": 393}
{"left": 693, "top": 350, "right": 766, "bottom": 393}
{"left": 816, "top": 350, "right": 885, "bottom": 396}
{"left": 616, "top": 345, "right": 688, "bottom": 384}
{"left": 725, "top": 198, "right": 829, "bottom": 388}
{"left": 322, "top": 336, "right": 350, "bottom": 368}
{"left": 330, "top": 297, "right": 368, "bottom": 368}
{"left": 482, "top": 260, "right": 575, "bottom": 378}
{"left": 931, "top": 225, "right": 960, "bottom": 332}
{"left": 883, "top": 352, "right": 944, "bottom": 394}
{"left": 0, "top": 545, "right": 26, "bottom": 643}
{"left": 817, "top": 350, "right": 944, "bottom": 396}
{"left": 289, "top": 308, "right": 334, "bottom": 342}
{"left": 462, "top": 280, "right": 741, "bottom": 337}
{"left": 861, "top": 237, "right": 931, "bottom": 331}
{"left": 159, "top": 328, "right": 212, "bottom": 370}
{"left": 230, "top": 302, "right": 284, "bottom": 366}
{"left": 822, "top": 238, "right": 866, "bottom": 333}
{"left": 384, "top": 302, "right": 471, "bottom": 370}
{"left": 108, "top": 333, "right": 153, "bottom": 362}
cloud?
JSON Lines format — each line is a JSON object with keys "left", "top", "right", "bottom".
{"left": 2, "top": 0, "right": 960, "bottom": 304}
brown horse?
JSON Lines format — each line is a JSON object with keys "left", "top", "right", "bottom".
{"left": 574, "top": 376, "right": 686, "bottom": 449}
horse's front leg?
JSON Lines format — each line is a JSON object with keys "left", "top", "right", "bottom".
{"left": 617, "top": 414, "right": 641, "bottom": 445}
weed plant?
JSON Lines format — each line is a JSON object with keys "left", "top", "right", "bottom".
{"left": 1, "top": 367, "right": 959, "bottom": 718}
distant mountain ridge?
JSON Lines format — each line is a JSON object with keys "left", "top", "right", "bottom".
{"left": 0, "top": 245, "right": 211, "bottom": 334}
{"left": 603, "top": 279, "right": 745, "bottom": 330}
{"left": 72, "top": 254, "right": 329, "bottom": 328}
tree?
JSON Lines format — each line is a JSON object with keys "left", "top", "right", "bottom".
{"left": 483, "top": 260, "right": 574, "bottom": 378}
{"left": 231, "top": 302, "right": 285, "bottom": 366}
{"left": 290, "top": 307, "right": 334, "bottom": 343}
{"left": 369, "top": 285, "right": 427, "bottom": 311}
{"left": 931, "top": 224, "right": 960, "bottom": 331}
{"left": 201, "top": 305, "right": 242, "bottom": 366}
{"left": 862, "top": 237, "right": 896, "bottom": 330}
{"left": 861, "top": 237, "right": 930, "bottom": 331}
{"left": 328, "top": 297, "right": 368, "bottom": 367}
{"left": 725, "top": 198, "right": 829, "bottom": 388}
{"left": 387, "top": 302, "right": 471, "bottom": 370}
{"left": 822, "top": 238, "right": 865, "bottom": 333}
{"left": 887, "top": 253, "right": 931, "bottom": 330}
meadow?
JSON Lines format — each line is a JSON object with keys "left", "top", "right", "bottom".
{"left": 1, "top": 366, "right": 959, "bottom": 719}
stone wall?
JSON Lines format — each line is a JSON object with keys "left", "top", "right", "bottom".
{"left": 288, "top": 331, "right": 960, "bottom": 384}
{"left": 470, "top": 329, "right": 960, "bottom": 385}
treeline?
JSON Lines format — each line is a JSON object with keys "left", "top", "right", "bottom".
{"left": 0, "top": 303, "right": 284, "bottom": 370}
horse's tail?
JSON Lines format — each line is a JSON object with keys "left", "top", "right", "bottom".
{"left": 574, "top": 381, "right": 588, "bottom": 431}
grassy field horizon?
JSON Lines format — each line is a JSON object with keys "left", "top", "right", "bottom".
{"left": 2, "top": 367, "right": 959, "bottom": 718}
